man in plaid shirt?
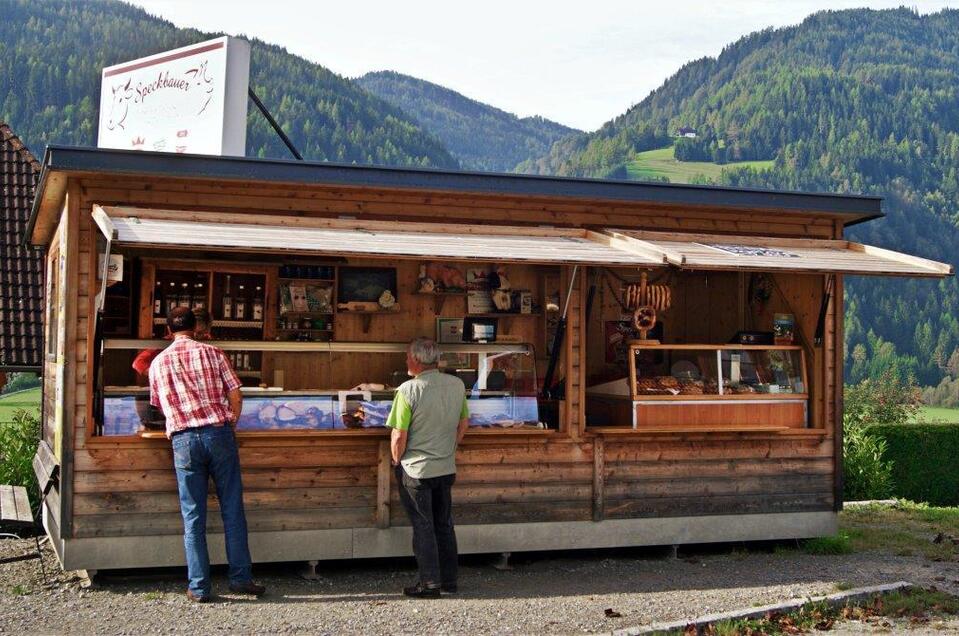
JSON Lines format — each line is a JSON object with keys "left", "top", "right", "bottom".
{"left": 149, "top": 307, "right": 265, "bottom": 602}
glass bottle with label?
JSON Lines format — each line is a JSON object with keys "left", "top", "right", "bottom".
{"left": 252, "top": 286, "right": 264, "bottom": 321}
{"left": 165, "top": 282, "right": 178, "bottom": 315}
{"left": 192, "top": 282, "right": 206, "bottom": 311}
{"left": 222, "top": 275, "right": 233, "bottom": 319}
{"left": 153, "top": 280, "right": 163, "bottom": 316}
{"left": 235, "top": 285, "right": 247, "bottom": 320}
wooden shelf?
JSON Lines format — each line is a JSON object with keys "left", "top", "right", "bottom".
{"left": 236, "top": 371, "right": 262, "bottom": 378}
{"left": 105, "top": 339, "right": 532, "bottom": 354}
{"left": 280, "top": 310, "right": 333, "bottom": 315}
{"left": 415, "top": 291, "right": 468, "bottom": 296}
{"left": 467, "top": 313, "right": 542, "bottom": 318}
{"left": 211, "top": 320, "right": 264, "bottom": 329}
{"left": 588, "top": 425, "right": 790, "bottom": 435}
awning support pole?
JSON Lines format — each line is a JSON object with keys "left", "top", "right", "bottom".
{"left": 542, "top": 265, "right": 579, "bottom": 398}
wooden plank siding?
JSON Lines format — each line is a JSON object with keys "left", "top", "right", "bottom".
{"left": 75, "top": 178, "right": 839, "bottom": 239}
{"left": 55, "top": 173, "right": 838, "bottom": 546}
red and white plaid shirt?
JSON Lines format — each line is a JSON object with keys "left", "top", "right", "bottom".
{"left": 149, "top": 336, "right": 242, "bottom": 438}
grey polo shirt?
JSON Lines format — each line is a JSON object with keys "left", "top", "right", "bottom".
{"left": 385, "top": 369, "right": 469, "bottom": 479}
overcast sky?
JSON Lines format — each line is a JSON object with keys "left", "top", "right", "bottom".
{"left": 132, "top": 0, "right": 959, "bottom": 131}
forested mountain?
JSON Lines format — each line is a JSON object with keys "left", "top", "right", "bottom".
{"left": 356, "top": 71, "right": 578, "bottom": 172}
{"left": 0, "top": 0, "right": 457, "bottom": 168}
{"left": 523, "top": 8, "right": 959, "bottom": 390}
{"left": 3, "top": 0, "right": 958, "bottom": 392}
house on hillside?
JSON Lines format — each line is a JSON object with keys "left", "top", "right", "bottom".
{"left": 0, "top": 123, "right": 43, "bottom": 382}
{"left": 676, "top": 126, "right": 698, "bottom": 138}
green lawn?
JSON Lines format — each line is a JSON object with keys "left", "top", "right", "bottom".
{"left": 0, "top": 388, "right": 41, "bottom": 421}
{"left": 914, "top": 405, "right": 959, "bottom": 423}
{"left": 625, "top": 146, "right": 774, "bottom": 183}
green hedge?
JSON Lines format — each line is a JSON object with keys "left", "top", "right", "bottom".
{"left": 868, "top": 423, "right": 959, "bottom": 506}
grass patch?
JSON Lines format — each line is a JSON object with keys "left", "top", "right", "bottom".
{"left": 800, "top": 533, "right": 853, "bottom": 555}
{"left": 625, "top": 146, "right": 774, "bottom": 184}
{"left": 144, "top": 591, "right": 163, "bottom": 601}
{"left": 0, "top": 388, "right": 41, "bottom": 421}
{"left": 914, "top": 405, "right": 959, "bottom": 423}
{"left": 699, "top": 588, "right": 959, "bottom": 635}
{"left": 9, "top": 584, "right": 31, "bottom": 596}
{"left": 840, "top": 500, "right": 959, "bottom": 560}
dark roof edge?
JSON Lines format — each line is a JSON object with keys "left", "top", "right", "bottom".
{"left": 27, "top": 145, "right": 885, "bottom": 243}
{"left": 0, "top": 365, "right": 42, "bottom": 373}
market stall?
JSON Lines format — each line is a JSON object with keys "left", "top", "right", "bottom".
{"left": 26, "top": 146, "right": 950, "bottom": 572}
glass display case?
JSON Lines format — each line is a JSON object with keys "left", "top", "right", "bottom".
{"left": 586, "top": 344, "right": 808, "bottom": 430}
{"left": 98, "top": 341, "right": 543, "bottom": 436}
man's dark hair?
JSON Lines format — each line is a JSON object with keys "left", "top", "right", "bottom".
{"left": 167, "top": 306, "right": 197, "bottom": 333}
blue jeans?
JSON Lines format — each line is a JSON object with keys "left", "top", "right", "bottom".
{"left": 172, "top": 425, "right": 253, "bottom": 596}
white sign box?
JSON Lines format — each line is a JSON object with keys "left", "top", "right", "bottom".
{"left": 98, "top": 36, "right": 251, "bottom": 156}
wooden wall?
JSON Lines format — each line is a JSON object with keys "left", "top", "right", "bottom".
{"left": 271, "top": 258, "right": 554, "bottom": 390}
{"left": 49, "top": 174, "right": 839, "bottom": 544}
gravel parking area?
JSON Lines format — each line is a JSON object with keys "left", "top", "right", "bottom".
{"left": 1, "top": 537, "right": 957, "bottom": 635}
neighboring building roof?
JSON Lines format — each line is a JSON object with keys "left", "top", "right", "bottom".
{"left": 27, "top": 146, "right": 884, "bottom": 245}
{"left": 1, "top": 124, "right": 43, "bottom": 371}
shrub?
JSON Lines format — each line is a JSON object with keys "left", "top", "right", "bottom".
{"left": 843, "top": 424, "right": 895, "bottom": 501}
{"left": 0, "top": 372, "right": 40, "bottom": 395}
{"left": 844, "top": 370, "right": 922, "bottom": 429}
{"left": 869, "top": 423, "right": 959, "bottom": 506}
{"left": 0, "top": 409, "right": 40, "bottom": 511}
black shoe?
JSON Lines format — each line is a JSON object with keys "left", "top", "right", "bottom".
{"left": 403, "top": 582, "right": 441, "bottom": 598}
{"left": 186, "top": 589, "right": 211, "bottom": 603}
{"left": 228, "top": 581, "right": 266, "bottom": 597}
{"left": 441, "top": 582, "right": 458, "bottom": 594}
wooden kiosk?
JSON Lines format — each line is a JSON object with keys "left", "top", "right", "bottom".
{"left": 26, "top": 146, "right": 951, "bottom": 572}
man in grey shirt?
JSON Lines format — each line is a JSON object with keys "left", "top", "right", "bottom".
{"left": 386, "top": 337, "right": 470, "bottom": 598}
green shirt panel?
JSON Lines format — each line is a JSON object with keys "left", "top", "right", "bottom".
{"left": 392, "top": 369, "right": 467, "bottom": 479}
{"left": 385, "top": 390, "right": 412, "bottom": 431}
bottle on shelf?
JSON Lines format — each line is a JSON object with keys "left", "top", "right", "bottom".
{"left": 241, "top": 352, "right": 251, "bottom": 371}
{"left": 165, "top": 281, "right": 178, "bottom": 315}
{"left": 192, "top": 281, "right": 206, "bottom": 311}
{"left": 178, "top": 283, "right": 191, "bottom": 308}
{"left": 235, "top": 284, "right": 247, "bottom": 320}
{"left": 252, "top": 286, "right": 264, "bottom": 321}
{"left": 153, "top": 281, "right": 163, "bottom": 316}
{"left": 222, "top": 275, "right": 233, "bottom": 319}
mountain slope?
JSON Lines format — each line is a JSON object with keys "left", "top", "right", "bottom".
{"left": 525, "top": 7, "right": 959, "bottom": 387}
{"left": 0, "top": 0, "right": 457, "bottom": 168}
{"left": 356, "top": 71, "right": 578, "bottom": 172}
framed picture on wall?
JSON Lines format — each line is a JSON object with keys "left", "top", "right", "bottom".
{"left": 436, "top": 318, "right": 464, "bottom": 344}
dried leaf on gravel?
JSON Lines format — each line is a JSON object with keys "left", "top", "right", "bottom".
{"left": 814, "top": 618, "right": 835, "bottom": 630}
{"left": 604, "top": 608, "right": 622, "bottom": 618}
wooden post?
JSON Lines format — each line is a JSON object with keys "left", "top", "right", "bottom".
{"left": 832, "top": 274, "right": 845, "bottom": 510}
{"left": 376, "top": 440, "right": 391, "bottom": 529}
{"left": 592, "top": 436, "right": 605, "bottom": 522}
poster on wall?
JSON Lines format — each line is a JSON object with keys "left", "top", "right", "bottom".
{"left": 98, "top": 36, "right": 251, "bottom": 156}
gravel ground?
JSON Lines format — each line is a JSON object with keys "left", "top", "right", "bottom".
{"left": 1, "top": 537, "right": 957, "bottom": 635}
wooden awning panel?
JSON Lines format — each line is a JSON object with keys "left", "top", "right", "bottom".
{"left": 604, "top": 230, "right": 953, "bottom": 277}
{"left": 95, "top": 206, "right": 665, "bottom": 267}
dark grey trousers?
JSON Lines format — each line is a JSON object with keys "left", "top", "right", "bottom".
{"left": 396, "top": 465, "right": 458, "bottom": 587}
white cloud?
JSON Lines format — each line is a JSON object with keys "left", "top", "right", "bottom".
{"left": 133, "top": 0, "right": 959, "bottom": 131}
